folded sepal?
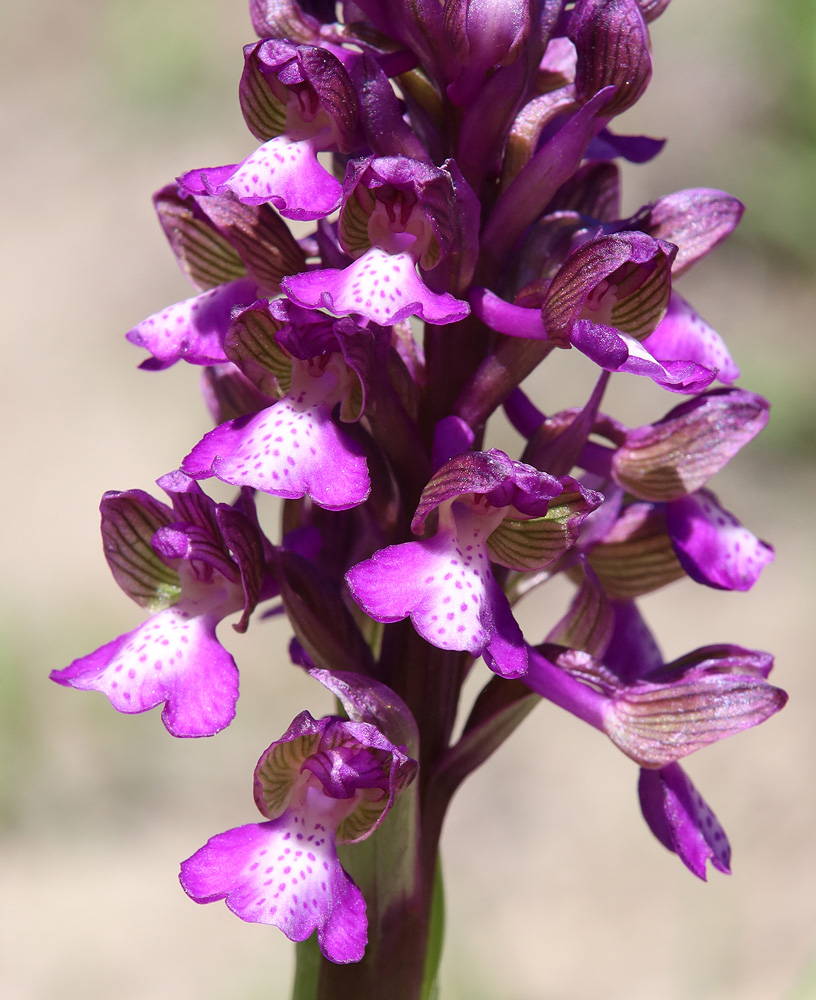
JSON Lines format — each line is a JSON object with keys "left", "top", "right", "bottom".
{"left": 636, "top": 188, "right": 744, "bottom": 277}
{"left": 486, "top": 481, "right": 603, "bottom": 570}
{"left": 612, "top": 389, "right": 770, "bottom": 501}
{"left": 154, "top": 184, "right": 307, "bottom": 294}
{"left": 601, "top": 645, "right": 787, "bottom": 768}
{"left": 544, "top": 232, "right": 675, "bottom": 345}
{"left": 99, "top": 490, "right": 181, "bottom": 610}
{"left": 569, "top": 0, "right": 652, "bottom": 118}
{"left": 180, "top": 711, "right": 418, "bottom": 963}
{"left": 585, "top": 502, "right": 685, "bottom": 599}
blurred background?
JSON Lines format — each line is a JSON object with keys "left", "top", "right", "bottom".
{"left": 1, "top": 1, "right": 814, "bottom": 997}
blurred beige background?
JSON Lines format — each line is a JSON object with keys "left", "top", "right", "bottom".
{"left": 1, "top": 1, "right": 814, "bottom": 998}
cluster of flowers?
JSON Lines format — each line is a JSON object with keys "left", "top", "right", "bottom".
{"left": 54, "top": 0, "right": 785, "bottom": 988}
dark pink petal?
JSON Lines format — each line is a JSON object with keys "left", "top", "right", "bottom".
{"left": 638, "top": 763, "right": 731, "bottom": 879}
{"left": 224, "top": 136, "right": 342, "bottom": 221}
{"left": 666, "top": 489, "right": 774, "bottom": 591}
{"left": 469, "top": 287, "right": 547, "bottom": 339}
{"left": 642, "top": 293, "right": 739, "bottom": 384}
{"left": 179, "top": 816, "right": 366, "bottom": 963}
{"left": 126, "top": 279, "right": 257, "bottom": 370}
{"left": 571, "top": 322, "right": 716, "bottom": 393}
{"left": 586, "top": 128, "right": 665, "bottom": 163}
{"left": 283, "top": 247, "right": 470, "bottom": 326}
{"left": 50, "top": 609, "right": 239, "bottom": 737}
{"left": 182, "top": 379, "right": 370, "bottom": 511}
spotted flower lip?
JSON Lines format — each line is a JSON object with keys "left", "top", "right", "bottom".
{"left": 50, "top": 473, "right": 266, "bottom": 736}
{"left": 180, "top": 299, "right": 371, "bottom": 510}
{"left": 176, "top": 39, "right": 358, "bottom": 221}
{"left": 282, "top": 155, "right": 473, "bottom": 325}
{"left": 179, "top": 710, "right": 417, "bottom": 963}
{"left": 347, "top": 449, "right": 601, "bottom": 678}
{"left": 639, "top": 762, "right": 732, "bottom": 880}
{"left": 126, "top": 278, "right": 259, "bottom": 371}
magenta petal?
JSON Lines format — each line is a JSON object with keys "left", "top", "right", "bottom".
{"left": 666, "top": 490, "right": 774, "bottom": 591}
{"left": 639, "top": 763, "right": 731, "bottom": 880}
{"left": 126, "top": 279, "right": 257, "bottom": 369}
{"left": 182, "top": 393, "right": 370, "bottom": 511}
{"left": 480, "top": 574, "right": 528, "bottom": 679}
{"left": 347, "top": 531, "right": 492, "bottom": 654}
{"left": 50, "top": 609, "right": 238, "bottom": 737}
{"left": 347, "top": 515, "right": 525, "bottom": 676}
{"left": 282, "top": 247, "right": 470, "bottom": 326}
{"left": 572, "top": 322, "right": 716, "bottom": 393}
{"left": 224, "top": 136, "right": 342, "bottom": 221}
{"left": 179, "top": 817, "right": 366, "bottom": 963}
{"left": 643, "top": 293, "right": 740, "bottom": 384}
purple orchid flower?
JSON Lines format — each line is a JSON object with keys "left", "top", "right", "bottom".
{"left": 347, "top": 449, "right": 601, "bottom": 678}
{"left": 179, "top": 709, "right": 417, "bottom": 963}
{"left": 51, "top": 472, "right": 265, "bottom": 737}
{"left": 527, "top": 598, "right": 786, "bottom": 878}
{"left": 579, "top": 388, "right": 774, "bottom": 591}
{"left": 282, "top": 155, "right": 472, "bottom": 326}
{"left": 56, "top": 0, "right": 787, "bottom": 985}
{"left": 470, "top": 229, "right": 719, "bottom": 394}
{"left": 179, "top": 40, "right": 358, "bottom": 221}
{"left": 181, "top": 299, "right": 371, "bottom": 510}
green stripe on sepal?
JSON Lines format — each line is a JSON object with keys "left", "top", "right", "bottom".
{"left": 100, "top": 492, "right": 181, "bottom": 610}
{"left": 605, "top": 673, "right": 787, "bottom": 768}
{"left": 609, "top": 249, "right": 671, "bottom": 340}
{"left": 487, "top": 490, "right": 592, "bottom": 570}
{"left": 239, "top": 50, "right": 288, "bottom": 142}
{"left": 586, "top": 504, "right": 684, "bottom": 599}
{"left": 612, "top": 390, "right": 770, "bottom": 502}
{"left": 224, "top": 301, "right": 290, "bottom": 397}
{"left": 201, "top": 198, "right": 307, "bottom": 294}
{"left": 339, "top": 187, "right": 375, "bottom": 258}
{"left": 155, "top": 196, "right": 247, "bottom": 291}
{"left": 547, "top": 567, "right": 613, "bottom": 658}
{"left": 254, "top": 731, "right": 322, "bottom": 818}
{"left": 336, "top": 794, "right": 389, "bottom": 844}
